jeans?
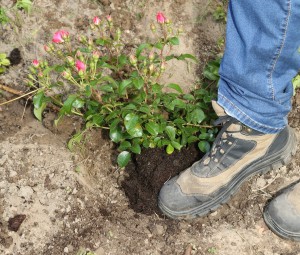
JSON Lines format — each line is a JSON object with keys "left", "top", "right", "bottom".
{"left": 218, "top": 0, "right": 300, "bottom": 134}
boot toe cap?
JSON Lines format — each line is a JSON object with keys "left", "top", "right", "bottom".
{"left": 265, "top": 194, "right": 300, "bottom": 237}
{"left": 158, "top": 176, "right": 206, "bottom": 217}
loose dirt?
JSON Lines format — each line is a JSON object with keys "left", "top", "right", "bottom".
{"left": 1, "top": 0, "right": 300, "bottom": 254}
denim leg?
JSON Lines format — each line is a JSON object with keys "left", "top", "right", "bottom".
{"left": 218, "top": 0, "right": 300, "bottom": 133}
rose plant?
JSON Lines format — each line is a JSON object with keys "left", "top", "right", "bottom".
{"left": 27, "top": 13, "right": 217, "bottom": 167}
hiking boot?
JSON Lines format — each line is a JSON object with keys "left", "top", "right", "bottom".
{"left": 158, "top": 101, "right": 297, "bottom": 219}
{"left": 264, "top": 181, "right": 300, "bottom": 241}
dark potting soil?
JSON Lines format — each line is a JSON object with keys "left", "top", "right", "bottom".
{"left": 121, "top": 144, "right": 203, "bottom": 215}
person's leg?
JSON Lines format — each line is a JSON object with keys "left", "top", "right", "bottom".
{"left": 158, "top": 0, "right": 299, "bottom": 221}
{"left": 218, "top": 0, "right": 300, "bottom": 134}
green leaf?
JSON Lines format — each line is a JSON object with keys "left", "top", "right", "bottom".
{"left": 0, "top": 58, "right": 10, "bottom": 66}
{"left": 95, "top": 38, "right": 109, "bottom": 46}
{"left": 72, "top": 98, "right": 84, "bottom": 108}
{"left": 165, "top": 54, "right": 175, "bottom": 61}
{"left": 199, "top": 133, "right": 210, "bottom": 140}
{"left": 165, "top": 126, "right": 176, "bottom": 141}
{"left": 118, "top": 55, "right": 128, "bottom": 66}
{"left": 171, "top": 99, "right": 186, "bottom": 109}
{"left": 167, "top": 83, "right": 183, "bottom": 94}
{"left": 109, "top": 125, "right": 123, "bottom": 143}
{"left": 54, "top": 65, "right": 65, "bottom": 72}
{"left": 152, "top": 83, "right": 163, "bottom": 93}
{"left": 145, "top": 122, "right": 159, "bottom": 136}
{"left": 110, "top": 118, "right": 120, "bottom": 130}
{"left": 198, "top": 141, "right": 211, "bottom": 153}
{"left": 118, "top": 141, "right": 131, "bottom": 151}
{"left": 187, "top": 136, "right": 199, "bottom": 143}
{"left": 131, "top": 142, "right": 141, "bottom": 154}
{"left": 33, "top": 91, "right": 45, "bottom": 109}
{"left": 118, "top": 79, "right": 132, "bottom": 95}
{"left": 0, "top": 53, "right": 7, "bottom": 59}
{"left": 171, "top": 141, "right": 182, "bottom": 150}
{"left": 188, "top": 108, "right": 206, "bottom": 124}
{"left": 166, "top": 144, "right": 174, "bottom": 154}
{"left": 168, "top": 37, "right": 179, "bottom": 45}
{"left": 139, "top": 105, "right": 150, "bottom": 114}
{"left": 91, "top": 114, "right": 104, "bottom": 126}
{"left": 124, "top": 113, "right": 143, "bottom": 137}
{"left": 123, "top": 104, "right": 137, "bottom": 110}
{"left": 203, "top": 69, "right": 219, "bottom": 81}
{"left": 136, "top": 43, "right": 151, "bottom": 57}
{"left": 67, "top": 132, "right": 83, "bottom": 151}
{"left": 132, "top": 77, "right": 144, "bottom": 89}
{"left": 124, "top": 113, "right": 138, "bottom": 130}
{"left": 183, "top": 94, "right": 195, "bottom": 101}
{"left": 117, "top": 151, "right": 131, "bottom": 168}
{"left": 99, "top": 84, "right": 114, "bottom": 92}
{"left": 154, "top": 42, "right": 163, "bottom": 50}
{"left": 78, "top": 47, "right": 91, "bottom": 53}
{"left": 177, "top": 54, "right": 198, "bottom": 62}
{"left": 60, "top": 94, "right": 77, "bottom": 115}
{"left": 33, "top": 102, "right": 47, "bottom": 121}
{"left": 292, "top": 74, "right": 300, "bottom": 95}
{"left": 32, "top": 91, "right": 49, "bottom": 121}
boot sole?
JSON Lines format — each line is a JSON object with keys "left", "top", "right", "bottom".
{"left": 158, "top": 128, "right": 298, "bottom": 220}
{"left": 263, "top": 206, "right": 300, "bottom": 241}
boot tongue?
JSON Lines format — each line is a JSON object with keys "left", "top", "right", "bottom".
{"left": 212, "top": 100, "right": 227, "bottom": 117}
{"left": 212, "top": 100, "right": 241, "bottom": 132}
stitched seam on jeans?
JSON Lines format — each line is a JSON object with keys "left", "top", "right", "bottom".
{"left": 219, "top": 93, "right": 283, "bottom": 131}
{"left": 267, "top": 0, "right": 292, "bottom": 100}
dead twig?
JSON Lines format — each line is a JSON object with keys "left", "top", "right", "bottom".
{"left": 0, "top": 84, "right": 24, "bottom": 95}
{"left": 0, "top": 83, "right": 61, "bottom": 112}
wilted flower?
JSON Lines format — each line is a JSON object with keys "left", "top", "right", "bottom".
{"left": 62, "top": 70, "right": 72, "bottom": 80}
{"left": 156, "top": 12, "right": 166, "bottom": 24}
{"left": 75, "top": 60, "right": 86, "bottom": 72}
{"left": 93, "top": 16, "right": 100, "bottom": 25}
{"left": 149, "top": 64, "right": 154, "bottom": 74}
{"left": 32, "top": 59, "right": 39, "bottom": 67}
{"left": 160, "top": 61, "right": 166, "bottom": 71}
{"left": 43, "top": 45, "right": 50, "bottom": 52}
{"left": 149, "top": 51, "right": 155, "bottom": 61}
{"left": 66, "top": 56, "right": 75, "bottom": 65}
{"left": 52, "top": 30, "right": 69, "bottom": 44}
{"left": 106, "top": 15, "right": 112, "bottom": 22}
{"left": 150, "top": 23, "right": 156, "bottom": 32}
{"left": 77, "top": 35, "right": 87, "bottom": 43}
{"left": 92, "top": 50, "right": 101, "bottom": 60}
{"left": 129, "top": 55, "right": 137, "bottom": 66}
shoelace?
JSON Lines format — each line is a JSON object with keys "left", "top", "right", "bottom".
{"left": 203, "top": 116, "right": 239, "bottom": 165}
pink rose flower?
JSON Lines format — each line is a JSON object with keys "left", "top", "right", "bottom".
{"left": 32, "top": 59, "right": 39, "bottom": 67}
{"left": 52, "top": 30, "right": 69, "bottom": 44}
{"left": 156, "top": 12, "right": 166, "bottom": 24}
{"left": 75, "top": 60, "right": 86, "bottom": 72}
{"left": 93, "top": 16, "right": 100, "bottom": 25}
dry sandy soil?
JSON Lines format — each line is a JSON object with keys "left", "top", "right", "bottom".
{"left": 1, "top": 0, "right": 300, "bottom": 254}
